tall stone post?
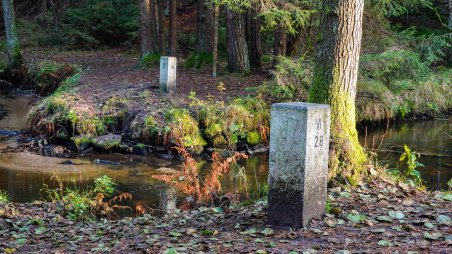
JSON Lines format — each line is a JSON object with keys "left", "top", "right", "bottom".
{"left": 267, "top": 102, "right": 330, "bottom": 228}
{"left": 160, "top": 56, "right": 177, "bottom": 93}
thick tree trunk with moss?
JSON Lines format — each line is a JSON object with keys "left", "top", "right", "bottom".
{"left": 246, "top": 6, "right": 262, "bottom": 68}
{"left": 226, "top": 7, "right": 250, "bottom": 73}
{"left": 2, "top": 0, "right": 22, "bottom": 67}
{"left": 309, "top": 0, "right": 366, "bottom": 182}
{"left": 139, "top": 0, "right": 159, "bottom": 58}
{"left": 195, "top": 0, "right": 214, "bottom": 54}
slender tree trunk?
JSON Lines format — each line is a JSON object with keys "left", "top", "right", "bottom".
{"left": 139, "top": 0, "right": 159, "bottom": 58}
{"left": 157, "top": 0, "right": 165, "bottom": 53}
{"left": 2, "top": 0, "right": 22, "bottom": 67}
{"left": 273, "top": 25, "right": 286, "bottom": 65}
{"left": 212, "top": 5, "right": 219, "bottom": 77}
{"left": 195, "top": 0, "right": 214, "bottom": 53}
{"left": 168, "top": 0, "right": 177, "bottom": 56}
{"left": 309, "top": 0, "right": 366, "bottom": 182}
{"left": 226, "top": 7, "right": 250, "bottom": 73}
{"left": 246, "top": 6, "right": 262, "bottom": 68}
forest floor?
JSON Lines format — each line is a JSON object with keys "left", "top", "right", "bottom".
{"left": 24, "top": 47, "right": 269, "bottom": 108}
{"left": 0, "top": 175, "right": 451, "bottom": 253}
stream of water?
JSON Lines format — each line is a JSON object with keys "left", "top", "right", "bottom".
{"left": 0, "top": 93, "right": 450, "bottom": 210}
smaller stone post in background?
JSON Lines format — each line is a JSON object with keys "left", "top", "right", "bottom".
{"left": 159, "top": 56, "right": 177, "bottom": 93}
{"left": 268, "top": 102, "right": 330, "bottom": 228}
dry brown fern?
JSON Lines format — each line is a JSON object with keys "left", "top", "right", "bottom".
{"left": 153, "top": 146, "right": 248, "bottom": 207}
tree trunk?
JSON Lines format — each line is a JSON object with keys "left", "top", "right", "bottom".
{"left": 139, "top": 0, "right": 159, "bottom": 58}
{"left": 195, "top": 0, "right": 214, "bottom": 53}
{"left": 168, "top": 0, "right": 177, "bottom": 56}
{"left": 246, "top": 6, "right": 262, "bottom": 68}
{"left": 212, "top": 5, "right": 219, "bottom": 77}
{"left": 226, "top": 7, "right": 250, "bottom": 73}
{"left": 2, "top": 0, "right": 22, "bottom": 67}
{"left": 157, "top": 0, "right": 165, "bottom": 53}
{"left": 273, "top": 25, "right": 286, "bottom": 66}
{"left": 308, "top": 0, "right": 366, "bottom": 182}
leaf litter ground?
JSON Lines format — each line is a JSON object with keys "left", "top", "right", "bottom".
{"left": 0, "top": 177, "right": 450, "bottom": 253}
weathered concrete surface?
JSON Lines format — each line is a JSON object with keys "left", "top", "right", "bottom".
{"left": 159, "top": 56, "right": 177, "bottom": 93}
{"left": 268, "top": 102, "right": 330, "bottom": 228}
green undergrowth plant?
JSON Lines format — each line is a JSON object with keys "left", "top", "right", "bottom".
{"left": 185, "top": 52, "right": 213, "bottom": 69}
{"left": 386, "top": 145, "right": 424, "bottom": 188}
{"left": 197, "top": 95, "right": 270, "bottom": 148}
{"left": 357, "top": 67, "right": 451, "bottom": 121}
{"left": 164, "top": 108, "right": 207, "bottom": 149}
{"left": 34, "top": 61, "right": 78, "bottom": 96}
{"left": 0, "top": 190, "right": 10, "bottom": 204}
{"left": 42, "top": 175, "right": 132, "bottom": 221}
{"left": 258, "top": 56, "right": 312, "bottom": 102}
{"left": 140, "top": 53, "right": 161, "bottom": 68}
{"left": 360, "top": 49, "right": 431, "bottom": 87}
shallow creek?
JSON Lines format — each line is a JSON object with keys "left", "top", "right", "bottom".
{"left": 0, "top": 93, "right": 450, "bottom": 209}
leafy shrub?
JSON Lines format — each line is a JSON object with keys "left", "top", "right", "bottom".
{"left": 360, "top": 49, "right": 431, "bottom": 86}
{"left": 368, "top": 0, "right": 432, "bottom": 17}
{"left": 415, "top": 33, "right": 451, "bottom": 65}
{"left": 0, "top": 40, "right": 6, "bottom": 52}
{"left": 140, "top": 53, "right": 161, "bottom": 68}
{"left": 387, "top": 145, "right": 424, "bottom": 187}
{"left": 43, "top": 175, "right": 131, "bottom": 220}
{"left": 185, "top": 52, "right": 213, "bottom": 69}
{"left": 0, "top": 190, "right": 10, "bottom": 204}
{"left": 258, "top": 56, "right": 311, "bottom": 101}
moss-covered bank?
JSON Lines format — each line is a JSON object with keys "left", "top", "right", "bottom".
{"left": 23, "top": 57, "right": 451, "bottom": 155}
{"left": 27, "top": 67, "right": 270, "bottom": 153}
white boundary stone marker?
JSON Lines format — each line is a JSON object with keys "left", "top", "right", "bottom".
{"left": 267, "top": 102, "right": 330, "bottom": 228}
{"left": 160, "top": 56, "right": 177, "bottom": 93}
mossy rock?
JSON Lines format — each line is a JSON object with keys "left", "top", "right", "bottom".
{"left": 92, "top": 134, "right": 122, "bottom": 150}
{"left": 132, "top": 143, "right": 148, "bottom": 155}
{"left": 183, "top": 133, "right": 207, "bottom": 148}
{"left": 211, "top": 135, "right": 228, "bottom": 148}
{"left": 165, "top": 108, "right": 207, "bottom": 148}
{"left": 71, "top": 135, "right": 93, "bottom": 151}
{"left": 246, "top": 131, "right": 261, "bottom": 146}
{"left": 204, "top": 123, "right": 223, "bottom": 139}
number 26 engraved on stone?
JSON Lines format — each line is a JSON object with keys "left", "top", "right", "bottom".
{"left": 314, "top": 135, "right": 324, "bottom": 147}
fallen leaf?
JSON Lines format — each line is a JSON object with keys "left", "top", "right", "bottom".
{"left": 261, "top": 228, "right": 274, "bottom": 236}
{"left": 389, "top": 210, "right": 405, "bottom": 220}
{"left": 377, "top": 240, "right": 393, "bottom": 246}
{"left": 376, "top": 216, "right": 393, "bottom": 223}
{"left": 436, "top": 214, "right": 451, "bottom": 225}
{"left": 424, "top": 232, "right": 442, "bottom": 240}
